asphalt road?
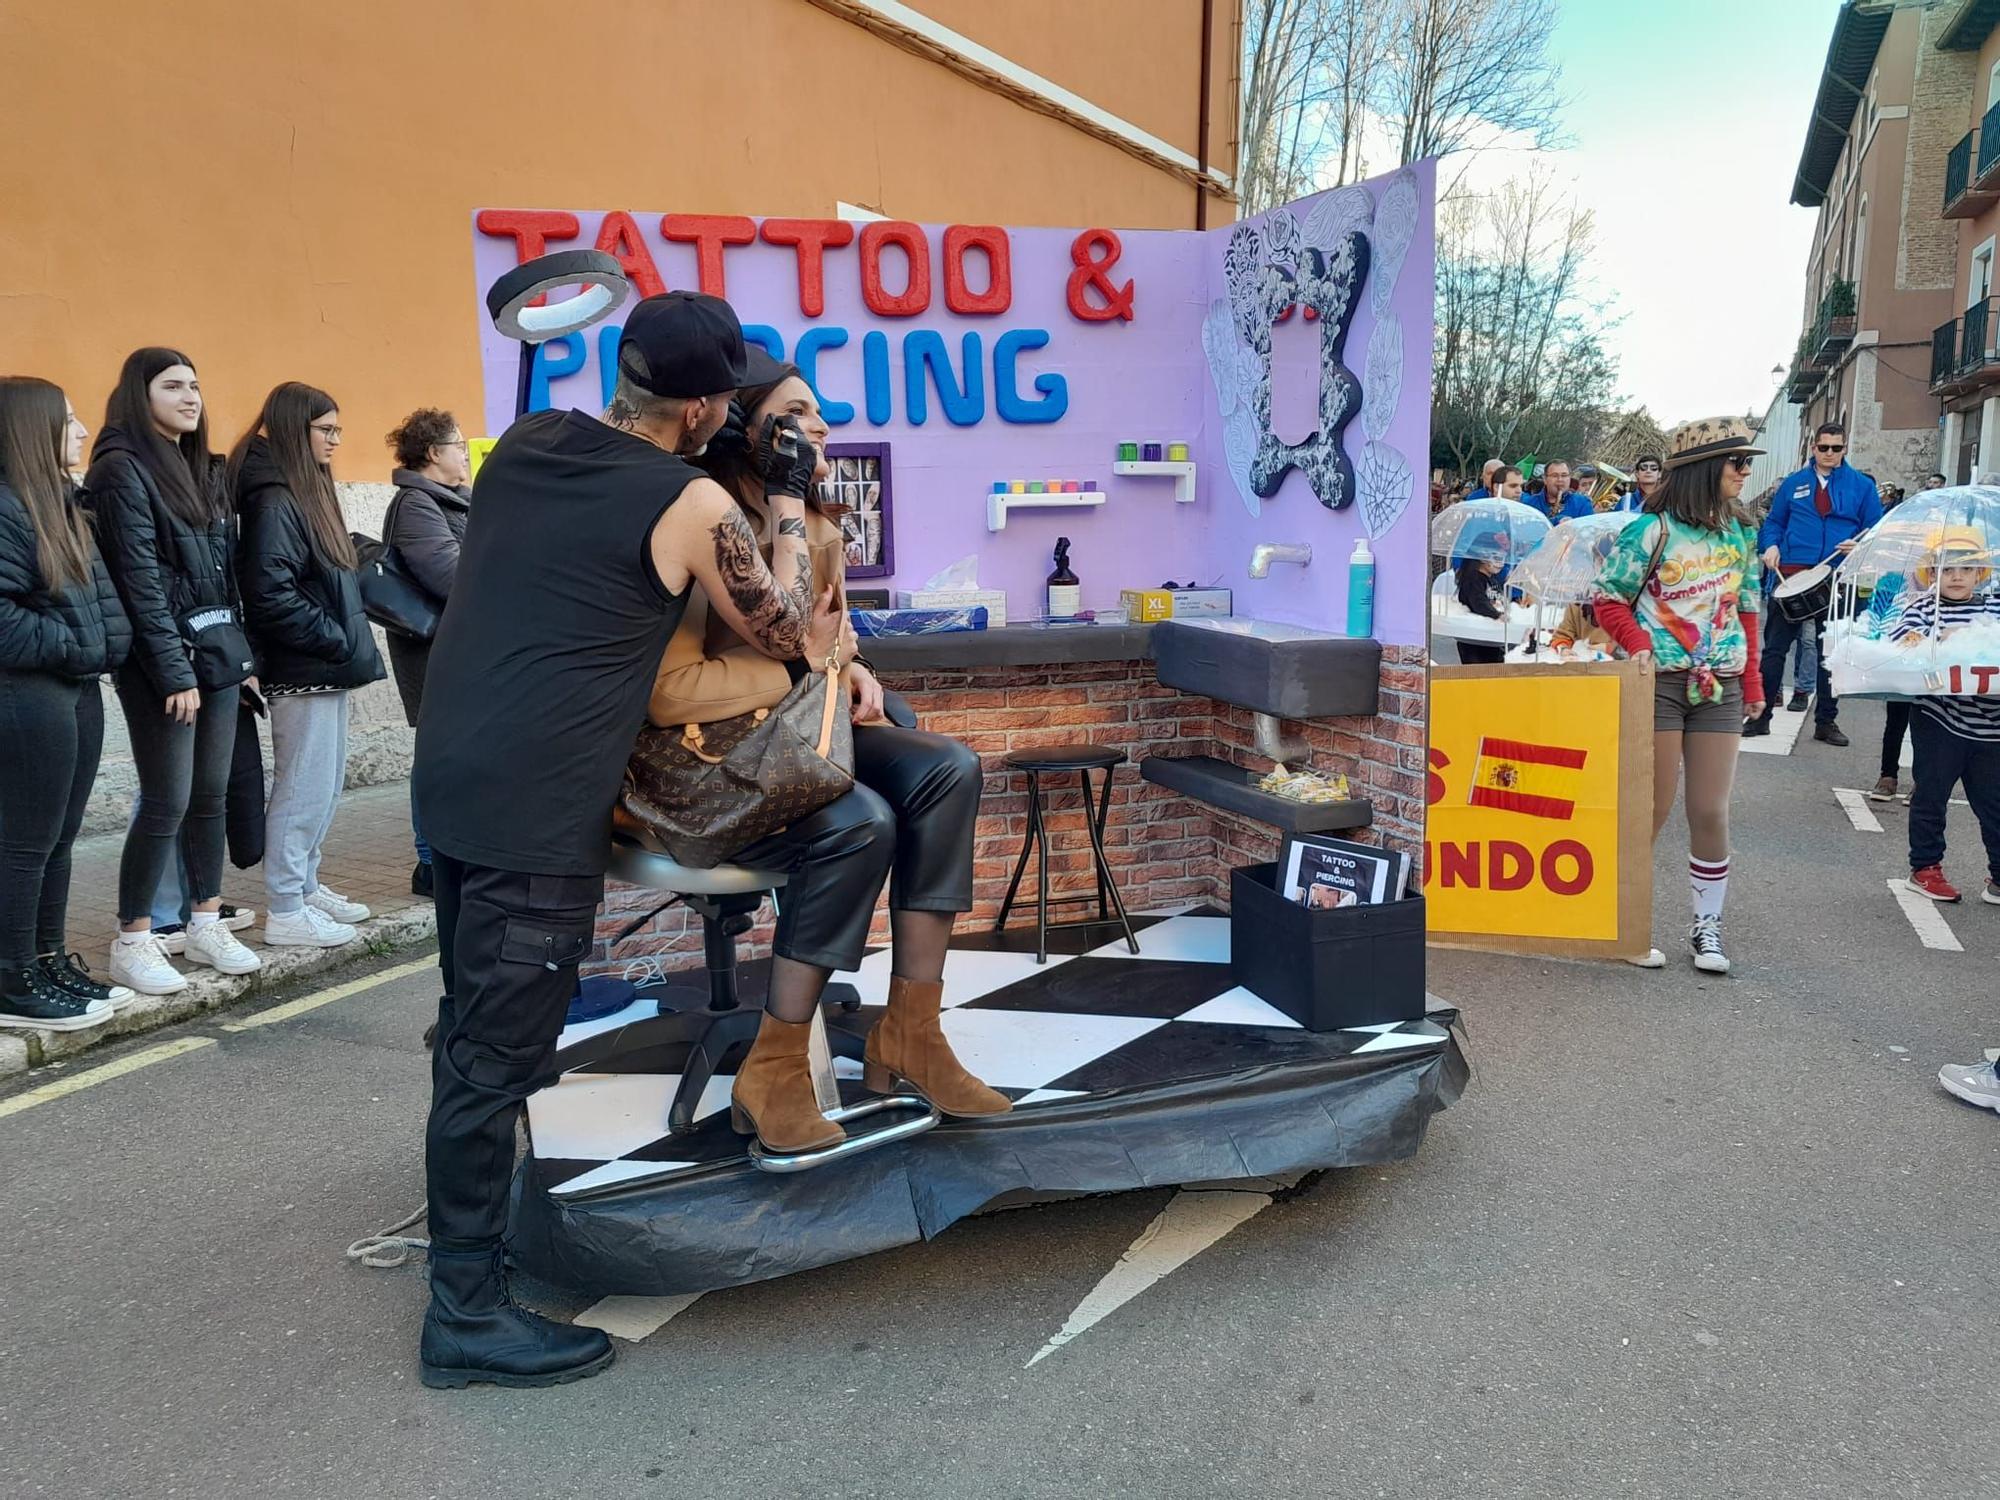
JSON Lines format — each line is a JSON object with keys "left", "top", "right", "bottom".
{"left": 1, "top": 697, "right": 1995, "bottom": 1500}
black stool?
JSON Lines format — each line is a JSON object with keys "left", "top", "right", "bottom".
{"left": 994, "top": 746, "right": 1140, "bottom": 964}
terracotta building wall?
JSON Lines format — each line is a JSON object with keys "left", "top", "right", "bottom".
{"left": 1950, "top": 26, "right": 2000, "bottom": 311}
{"left": 0, "top": 0, "right": 1234, "bottom": 475}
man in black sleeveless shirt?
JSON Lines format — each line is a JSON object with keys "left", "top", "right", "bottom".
{"left": 412, "top": 292, "right": 826, "bottom": 1389}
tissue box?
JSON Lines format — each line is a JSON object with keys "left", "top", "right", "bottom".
{"left": 894, "top": 588, "right": 1008, "bottom": 628}
{"left": 1120, "top": 588, "right": 1232, "bottom": 622}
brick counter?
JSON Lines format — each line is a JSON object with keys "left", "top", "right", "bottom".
{"left": 584, "top": 644, "right": 1428, "bottom": 974}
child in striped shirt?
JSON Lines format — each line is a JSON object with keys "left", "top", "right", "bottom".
{"left": 1893, "top": 528, "right": 2000, "bottom": 905}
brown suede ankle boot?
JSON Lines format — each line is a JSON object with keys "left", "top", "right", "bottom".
{"left": 863, "top": 976, "right": 1012, "bottom": 1118}
{"left": 730, "top": 1013, "right": 845, "bottom": 1152}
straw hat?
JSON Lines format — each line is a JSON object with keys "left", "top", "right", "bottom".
{"left": 1663, "top": 415, "right": 1765, "bottom": 471}
{"left": 1914, "top": 524, "right": 1992, "bottom": 589}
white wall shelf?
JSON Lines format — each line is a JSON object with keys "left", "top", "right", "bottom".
{"left": 987, "top": 491, "right": 1107, "bottom": 532}
{"left": 1113, "top": 459, "right": 1197, "bottom": 504}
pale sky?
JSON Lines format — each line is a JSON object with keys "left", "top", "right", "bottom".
{"left": 1527, "top": 0, "right": 1834, "bottom": 426}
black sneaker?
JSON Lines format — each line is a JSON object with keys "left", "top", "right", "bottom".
{"left": 38, "top": 952, "right": 135, "bottom": 1011}
{"left": 1689, "top": 916, "right": 1731, "bottom": 975}
{"left": 412, "top": 862, "right": 434, "bottom": 900}
{"left": 1786, "top": 691, "right": 1809, "bottom": 712}
{"left": 1813, "top": 722, "right": 1850, "bottom": 747}
{"left": 1742, "top": 715, "right": 1771, "bottom": 738}
{"left": 0, "top": 964, "right": 114, "bottom": 1032}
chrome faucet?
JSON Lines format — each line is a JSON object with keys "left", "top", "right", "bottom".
{"left": 1252, "top": 712, "right": 1308, "bottom": 768}
{"left": 1248, "top": 542, "right": 1312, "bottom": 578}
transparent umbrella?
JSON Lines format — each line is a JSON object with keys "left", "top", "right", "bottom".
{"left": 1840, "top": 486, "right": 2000, "bottom": 585}
{"left": 1510, "top": 511, "right": 1649, "bottom": 606}
{"left": 1428, "top": 498, "right": 1553, "bottom": 564}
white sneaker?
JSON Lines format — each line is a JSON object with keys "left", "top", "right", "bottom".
{"left": 184, "top": 920, "right": 263, "bottom": 975}
{"left": 265, "top": 906, "right": 358, "bottom": 948}
{"left": 109, "top": 934, "right": 189, "bottom": 995}
{"left": 1939, "top": 1060, "right": 2000, "bottom": 1112}
{"left": 1624, "top": 948, "right": 1666, "bottom": 969}
{"left": 306, "top": 886, "right": 371, "bottom": 924}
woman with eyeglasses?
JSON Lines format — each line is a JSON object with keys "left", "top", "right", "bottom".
{"left": 230, "top": 384, "right": 384, "bottom": 949}
{"left": 381, "top": 409, "right": 473, "bottom": 900}
{"left": 86, "top": 348, "right": 263, "bottom": 995}
{"left": 0, "top": 378, "right": 133, "bottom": 1030}
{"left": 1591, "top": 417, "right": 1767, "bottom": 975}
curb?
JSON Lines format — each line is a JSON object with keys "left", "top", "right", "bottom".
{"left": 0, "top": 905, "right": 439, "bottom": 1079}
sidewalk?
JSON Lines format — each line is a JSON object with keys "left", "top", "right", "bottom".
{"left": 2, "top": 781, "right": 438, "bottom": 1079}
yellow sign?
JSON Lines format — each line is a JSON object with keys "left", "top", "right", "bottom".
{"left": 468, "top": 436, "right": 499, "bottom": 479}
{"left": 1425, "top": 661, "right": 1653, "bottom": 958}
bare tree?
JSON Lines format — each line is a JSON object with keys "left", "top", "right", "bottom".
{"left": 1382, "top": 0, "right": 1564, "bottom": 168}
{"left": 1431, "top": 169, "right": 1619, "bottom": 477}
{"left": 1239, "top": 0, "right": 1333, "bottom": 215}
{"left": 1236, "top": 0, "right": 1563, "bottom": 212}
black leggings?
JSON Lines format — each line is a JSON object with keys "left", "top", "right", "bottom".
{"left": 730, "top": 724, "right": 982, "bottom": 972}
{"left": 0, "top": 673, "right": 105, "bottom": 966}
{"left": 115, "top": 667, "right": 235, "bottom": 924}
{"left": 1882, "top": 700, "right": 1912, "bottom": 779}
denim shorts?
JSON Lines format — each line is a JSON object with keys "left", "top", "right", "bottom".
{"left": 1654, "top": 671, "right": 1745, "bottom": 733}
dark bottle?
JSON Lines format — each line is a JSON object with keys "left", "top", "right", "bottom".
{"left": 1047, "top": 537, "right": 1080, "bottom": 618}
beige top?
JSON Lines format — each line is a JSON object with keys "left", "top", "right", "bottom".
{"left": 648, "top": 499, "right": 856, "bottom": 727}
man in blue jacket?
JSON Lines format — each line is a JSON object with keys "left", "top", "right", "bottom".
{"left": 1532, "top": 460, "right": 1597, "bottom": 522}
{"left": 1745, "top": 421, "right": 1881, "bottom": 743}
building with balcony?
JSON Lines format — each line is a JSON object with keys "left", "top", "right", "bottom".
{"left": 1787, "top": 1, "right": 1969, "bottom": 488}
{"left": 1930, "top": 0, "right": 2000, "bottom": 478}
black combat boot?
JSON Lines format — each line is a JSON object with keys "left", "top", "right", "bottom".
{"left": 418, "top": 1244, "right": 614, "bottom": 1390}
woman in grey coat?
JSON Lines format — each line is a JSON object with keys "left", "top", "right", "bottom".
{"left": 382, "top": 409, "right": 471, "bottom": 898}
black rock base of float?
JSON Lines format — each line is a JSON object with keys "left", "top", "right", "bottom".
{"left": 507, "top": 912, "right": 1467, "bottom": 1298}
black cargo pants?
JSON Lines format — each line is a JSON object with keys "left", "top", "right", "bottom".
{"left": 424, "top": 853, "right": 602, "bottom": 1250}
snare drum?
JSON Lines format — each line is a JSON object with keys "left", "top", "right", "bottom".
{"left": 1773, "top": 562, "right": 1835, "bottom": 623}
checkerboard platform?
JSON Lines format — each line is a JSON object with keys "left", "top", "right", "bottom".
{"left": 511, "top": 907, "right": 1464, "bottom": 1296}
{"left": 526, "top": 910, "right": 1456, "bottom": 1200}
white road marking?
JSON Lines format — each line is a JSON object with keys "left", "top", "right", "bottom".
{"left": 1885, "top": 878, "right": 1964, "bottom": 953}
{"left": 1740, "top": 707, "right": 1811, "bottom": 757}
{"left": 1833, "top": 789, "right": 1884, "bottom": 833}
{"left": 221, "top": 956, "right": 436, "bottom": 1031}
{"left": 0, "top": 1037, "right": 216, "bottom": 1121}
{"left": 573, "top": 1293, "right": 703, "bottom": 1341}
{"left": 1025, "top": 1189, "right": 1272, "bottom": 1368}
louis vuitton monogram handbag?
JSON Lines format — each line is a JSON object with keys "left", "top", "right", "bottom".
{"left": 620, "top": 655, "right": 854, "bottom": 869}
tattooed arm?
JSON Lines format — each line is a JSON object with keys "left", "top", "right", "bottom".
{"left": 651, "top": 477, "right": 817, "bottom": 661}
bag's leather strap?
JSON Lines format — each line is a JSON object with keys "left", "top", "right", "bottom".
{"left": 676, "top": 654, "right": 842, "bottom": 764}
{"left": 816, "top": 657, "right": 839, "bottom": 758}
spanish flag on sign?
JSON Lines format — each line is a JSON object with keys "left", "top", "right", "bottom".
{"left": 1466, "top": 736, "right": 1587, "bottom": 821}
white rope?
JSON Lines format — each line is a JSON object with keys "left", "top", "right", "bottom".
{"left": 345, "top": 1203, "right": 430, "bottom": 1270}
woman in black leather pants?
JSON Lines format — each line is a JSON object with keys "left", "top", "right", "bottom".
{"left": 651, "top": 352, "right": 1004, "bottom": 1152}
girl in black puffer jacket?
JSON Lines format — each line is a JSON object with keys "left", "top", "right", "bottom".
{"left": 230, "top": 383, "right": 384, "bottom": 949}
{"left": 0, "top": 377, "right": 132, "bottom": 1031}
{"left": 87, "top": 347, "right": 262, "bottom": 998}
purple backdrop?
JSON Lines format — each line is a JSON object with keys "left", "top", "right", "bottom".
{"left": 470, "top": 163, "right": 1433, "bottom": 645}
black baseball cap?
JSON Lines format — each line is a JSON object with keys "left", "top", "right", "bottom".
{"left": 616, "top": 291, "right": 749, "bottom": 398}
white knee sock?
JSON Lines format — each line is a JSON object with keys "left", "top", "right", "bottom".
{"left": 1690, "top": 857, "right": 1729, "bottom": 921}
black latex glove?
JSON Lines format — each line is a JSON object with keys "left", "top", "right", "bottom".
{"left": 755, "top": 413, "right": 819, "bottom": 500}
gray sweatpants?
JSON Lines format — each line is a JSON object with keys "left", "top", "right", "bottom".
{"left": 265, "top": 692, "right": 350, "bottom": 915}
